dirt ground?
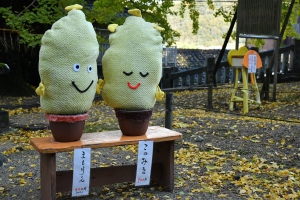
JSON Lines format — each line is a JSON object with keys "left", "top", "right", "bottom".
{"left": 0, "top": 82, "right": 300, "bottom": 199}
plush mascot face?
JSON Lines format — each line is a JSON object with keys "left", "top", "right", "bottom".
{"left": 102, "top": 15, "right": 163, "bottom": 110}
{"left": 38, "top": 8, "right": 99, "bottom": 114}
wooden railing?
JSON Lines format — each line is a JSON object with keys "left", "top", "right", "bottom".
{"left": 161, "top": 39, "right": 300, "bottom": 90}
{"left": 98, "top": 39, "right": 300, "bottom": 92}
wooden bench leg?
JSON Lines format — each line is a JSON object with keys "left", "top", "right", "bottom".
{"left": 40, "top": 153, "right": 56, "bottom": 200}
{"left": 39, "top": 141, "right": 176, "bottom": 198}
{"left": 152, "top": 141, "right": 174, "bottom": 191}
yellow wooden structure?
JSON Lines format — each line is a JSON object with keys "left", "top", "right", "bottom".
{"left": 227, "top": 47, "right": 262, "bottom": 114}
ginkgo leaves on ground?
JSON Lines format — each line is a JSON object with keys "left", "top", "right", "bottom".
{"left": 0, "top": 82, "right": 300, "bottom": 199}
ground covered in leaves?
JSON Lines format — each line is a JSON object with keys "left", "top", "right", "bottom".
{"left": 0, "top": 82, "right": 300, "bottom": 199}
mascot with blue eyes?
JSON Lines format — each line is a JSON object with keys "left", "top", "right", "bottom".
{"left": 35, "top": 4, "right": 99, "bottom": 142}
{"left": 98, "top": 9, "right": 165, "bottom": 136}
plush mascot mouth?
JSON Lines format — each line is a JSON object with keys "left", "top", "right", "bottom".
{"left": 127, "top": 82, "right": 141, "bottom": 90}
{"left": 72, "top": 80, "right": 94, "bottom": 93}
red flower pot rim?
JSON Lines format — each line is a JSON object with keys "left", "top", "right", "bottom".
{"left": 45, "top": 113, "right": 88, "bottom": 123}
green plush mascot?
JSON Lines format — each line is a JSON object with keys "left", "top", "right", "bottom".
{"left": 98, "top": 9, "right": 165, "bottom": 111}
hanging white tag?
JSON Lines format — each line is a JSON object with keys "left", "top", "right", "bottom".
{"left": 135, "top": 141, "right": 154, "bottom": 186}
{"left": 248, "top": 54, "right": 257, "bottom": 73}
{"left": 72, "top": 148, "right": 91, "bottom": 197}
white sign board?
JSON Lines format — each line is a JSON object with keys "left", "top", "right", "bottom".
{"left": 135, "top": 141, "right": 154, "bottom": 186}
{"left": 248, "top": 54, "right": 257, "bottom": 73}
{"left": 72, "top": 148, "right": 91, "bottom": 197}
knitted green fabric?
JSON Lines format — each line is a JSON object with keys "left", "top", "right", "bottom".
{"left": 102, "top": 16, "right": 163, "bottom": 110}
{"left": 38, "top": 9, "right": 99, "bottom": 114}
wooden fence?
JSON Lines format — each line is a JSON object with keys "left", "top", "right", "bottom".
{"left": 161, "top": 39, "right": 300, "bottom": 90}
{"left": 98, "top": 39, "right": 300, "bottom": 97}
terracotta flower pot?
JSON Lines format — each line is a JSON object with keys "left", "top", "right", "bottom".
{"left": 46, "top": 113, "right": 88, "bottom": 142}
{"left": 114, "top": 109, "right": 152, "bottom": 136}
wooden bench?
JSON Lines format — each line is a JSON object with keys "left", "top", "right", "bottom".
{"left": 30, "top": 126, "right": 182, "bottom": 200}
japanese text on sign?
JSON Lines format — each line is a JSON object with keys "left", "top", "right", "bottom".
{"left": 248, "top": 54, "right": 257, "bottom": 73}
{"left": 135, "top": 141, "right": 154, "bottom": 186}
{"left": 72, "top": 148, "right": 91, "bottom": 197}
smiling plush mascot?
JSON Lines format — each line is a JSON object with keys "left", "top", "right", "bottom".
{"left": 99, "top": 9, "right": 165, "bottom": 110}
{"left": 36, "top": 4, "right": 99, "bottom": 115}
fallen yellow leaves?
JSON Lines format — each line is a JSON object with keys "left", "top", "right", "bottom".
{"left": 18, "top": 172, "right": 26, "bottom": 177}
{"left": 3, "top": 171, "right": 34, "bottom": 190}
{"left": 205, "top": 165, "right": 221, "bottom": 171}
{"left": 19, "top": 177, "right": 26, "bottom": 185}
{"left": 0, "top": 84, "right": 300, "bottom": 199}
{"left": 3, "top": 107, "right": 43, "bottom": 116}
{"left": 0, "top": 129, "right": 48, "bottom": 155}
{"left": 8, "top": 166, "right": 15, "bottom": 172}
{"left": 174, "top": 140, "right": 300, "bottom": 199}
{"left": 30, "top": 164, "right": 36, "bottom": 168}
{"left": 217, "top": 193, "right": 228, "bottom": 198}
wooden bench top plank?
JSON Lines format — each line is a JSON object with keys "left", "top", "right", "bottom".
{"left": 30, "top": 126, "right": 182, "bottom": 154}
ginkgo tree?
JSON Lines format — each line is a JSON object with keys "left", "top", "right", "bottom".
{"left": 0, "top": 0, "right": 299, "bottom": 47}
{"left": 0, "top": 0, "right": 201, "bottom": 47}
{"left": 0, "top": 0, "right": 299, "bottom": 96}
{"left": 86, "top": 0, "right": 300, "bottom": 47}
{"left": 89, "top": 0, "right": 200, "bottom": 46}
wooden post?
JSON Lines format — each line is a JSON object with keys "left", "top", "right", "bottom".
{"left": 162, "top": 67, "right": 172, "bottom": 89}
{"left": 165, "top": 93, "right": 173, "bottom": 129}
{"left": 261, "top": 61, "right": 271, "bottom": 101}
{"left": 283, "top": 52, "right": 289, "bottom": 73}
{"left": 290, "top": 39, "right": 295, "bottom": 72}
{"left": 206, "top": 57, "right": 215, "bottom": 109}
{"left": 40, "top": 153, "right": 56, "bottom": 200}
{"left": 265, "top": 68, "right": 271, "bottom": 101}
{"left": 229, "top": 68, "right": 240, "bottom": 111}
{"left": 241, "top": 68, "right": 249, "bottom": 114}
{"left": 272, "top": 41, "right": 280, "bottom": 102}
{"left": 0, "top": 110, "right": 9, "bottom": 130}
{"left": 207, "top": 83, "right": 213, "bottom": 109}
{"left": 205, "top": 57, "right": 216, "bottom": 86}
{"left": 152, "top": 141, "right": 174, "bottom": 191}
{"left": 292, "top": 38, "right": 300, "bottom": 73}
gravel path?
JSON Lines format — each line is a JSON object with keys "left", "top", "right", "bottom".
{"left": 1, "top": 84, "right": 300, "bottom": 199}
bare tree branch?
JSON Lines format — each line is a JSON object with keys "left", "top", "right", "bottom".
{"left": 18, "top": 0, "right": 37, "bottom": 17}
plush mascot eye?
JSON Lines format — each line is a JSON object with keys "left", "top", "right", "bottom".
{"left": 73, "top": 64, "right": 80, "bottom": 72}
{"left": 140, "top": 72, "right": 149, "bottom": 77}
{"left": 123, "top": 71, "right": 133, "bottom": 76}
{"left": 87, "top": 65, "right": 92, "bottom": 73}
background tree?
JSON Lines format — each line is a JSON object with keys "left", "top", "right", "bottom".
{"left": 0, "top": 0, "right": 200, "bottom": 96}
{"left": 0, "top": 0, "right": 299, "bottom": 96}
{"left": 0, "top": 0, "right": 85, "bottom": 96}
{"left": 89, "top": 0, "right": 200, "bottom": 46}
